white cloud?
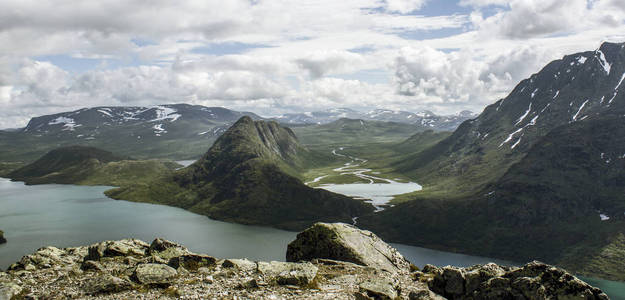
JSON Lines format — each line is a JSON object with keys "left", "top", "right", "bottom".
{"left": 296, "top": 51, "right": 367, "bottom": 78}
{"left": 385, "top": 0, "right": 428, "bottom": 13}
{"left": 0, "top": 0, "right": 624, "bottom": 128}
{"left": 393, "top": 45, "right": 552, "bottom": 109}
{"left": 471, "top": 0, "right": 625, "bottom": 39}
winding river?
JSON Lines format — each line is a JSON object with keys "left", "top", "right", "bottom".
{"left": 312, "top": 147, "right": 422, "bottom": 211}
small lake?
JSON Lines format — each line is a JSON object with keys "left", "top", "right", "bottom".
{"left": 319, "top": 182, "right": 422, "bottom": 209}
{"left": 315, "top": 148, "right": 422, "bottom": 210}
{"left": 0, "top": 178, "right": 623, "bottom": 299}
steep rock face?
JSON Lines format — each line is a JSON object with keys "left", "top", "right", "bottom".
{"left": 286, "top": 222, "right": 410, "bottom": 273}
{"left": 108, "top": 117, "right": 374, "bottom": 230}
{"left": 0, "top": 224, "right": 607, "bottom": 299}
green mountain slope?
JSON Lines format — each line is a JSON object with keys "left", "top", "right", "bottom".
{"left": 7, "top": 145, "right": 180, "bottom": 186}
{"left": 359, "top": 42, "right": 625, "bottom": 281}
{"left": 292, "top": 118, "right": 425, "bottom": 146}
{"left": 107, "top": 117, "right": 374, "bottom": 230}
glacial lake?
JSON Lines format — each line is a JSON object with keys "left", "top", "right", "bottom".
{"left": 0, "top": 178, "right": 623, "bottom": 299}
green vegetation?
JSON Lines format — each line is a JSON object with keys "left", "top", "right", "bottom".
{"left": 571, "top": 234, "right": 625, "bottom": 281}
{"left": 108, "top": 117, "right": 374, "bottom": 231}
{"left": 358, "top": 115, "right": 625, "bottom": 281}
{"left": 293, "top": 118, "right": 424, "bottom": 147}
{"left": 7, "top": 145, "right": 181, "bottom": 186}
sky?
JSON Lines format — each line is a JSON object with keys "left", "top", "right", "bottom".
{"left": 0, "top": 0, "right": 624, "bottom": 129}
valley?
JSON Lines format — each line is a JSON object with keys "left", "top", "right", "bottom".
{"left": 1, "top": 41, "right": 625, "bottom": 298}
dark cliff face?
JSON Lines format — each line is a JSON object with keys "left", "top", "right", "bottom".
{"left": 359, "top": 42, "right": 625, "bottom": 279}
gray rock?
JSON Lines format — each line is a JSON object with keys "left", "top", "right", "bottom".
{"left": 407, "top": 288, "right": 446, "bottom": 300}
{"left": 148, "top": 238, "right": 189, "bottom": 260}
{"left": 168, "top": 254, "right": 216, "bottom": 271}
{"left": 222, "top": 259, "right": 257, "bottom": 272}
{"left": 442, "top": 266, "right": 464, "bottom": 296}
{"left": 358, "top": 277, "right": 398, "bottom": 300}
{"left": 83, "top": 274, "right": 132, "bottom": 295}
{"left": 134, "top": 263, "right": 178, "bottom": 285}
{"left": 86, "top": 239, "right": 148, "bottom": 261}
{"left": 286, "top": 222, "right": 410, "bottom": 273}
{"left": 258, "top": 261, "right": 318, "bottom": 286}
{"left": 81, "top": 260, "right": 104, "bottom": 272}
{"left": 0, "top": 282, "right": 21, "bottom": 300}
{"left": 424, "top": 261, "right": 608, "bottom": 300}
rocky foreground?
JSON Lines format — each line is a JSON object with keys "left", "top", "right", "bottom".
{"left": 0, "top": 223, "right": 609, "bottom": 299}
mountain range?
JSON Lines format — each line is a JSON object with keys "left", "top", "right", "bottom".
{"left": 358, "top": 41, "right": 625, "bottom": 281}
{"left": 274, "top": 108, "right": 476, "bottom": 130}
{"left": 0, "top": 105, "right": 473, "bottom": 163}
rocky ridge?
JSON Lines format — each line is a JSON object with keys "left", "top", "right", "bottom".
{"left": 0, "top": 223, "right": 608, "bottom": 299}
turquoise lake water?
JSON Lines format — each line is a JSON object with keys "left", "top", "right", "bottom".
{"left": 0, "top": 178, "right": 623, "bottom": 298}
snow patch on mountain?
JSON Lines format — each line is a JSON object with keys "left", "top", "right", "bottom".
{"left": 49, "top": 117, "right": 81, "bottom": 131}
{"left": 515, "top": 103, "right": 532, "bottom": 126}
{"left": 572, "top": 100, "right": 589, "bottom": 121}
{"left": 151, "top": 106, "right": 181, "bottom": 122}
{"left": 595, "top": 49, "right": 611, "bottom": 75}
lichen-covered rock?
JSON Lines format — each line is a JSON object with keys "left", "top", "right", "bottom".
{"left": 358, "top": 277, "right": 399, "bottom": 300}
{"left": 134, "top": 263, "right": 178, "bottom": 285}
{"left": 222, "top": 258, "right": 257, "bottom": 272}
{"left": 0, "top": 237, "right": 609, "bottom": 299}
{"left": 168, "top": 253, "right": 216, "bottom": 271}
{"left": 258, "top": 261, "right": 318, "bottom": 286}
{"left": 149, "top": 238, "right": 189, "bottom": 260}
{"left": 86, "top": 239, "right": 148, "bottom": 261}
{"left": 83, "top": 274, "right": 132, "bottom": 295}
{"left": 0, "top": 281, "right": 22, "bottom": 300}
{"left": 422, "top": 261, "right": 609, "bottom": 300}
{"left": 286, "top": 222, "right": 410, "bottom": 273}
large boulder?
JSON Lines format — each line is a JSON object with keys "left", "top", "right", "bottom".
{"left": 286, "top": 222, "right": 411, "bottom": 273}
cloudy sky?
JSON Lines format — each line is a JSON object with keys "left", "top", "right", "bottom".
{"left": 1, "top": 0, "right": 624, "bottom": 128}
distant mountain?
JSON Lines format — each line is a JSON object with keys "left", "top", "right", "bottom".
{"left": 274, "top": 108, "right": 476, "bottom": 130}
{"left": 8, "top": 145, "right": 179, "bottom": 186}
{"left": 0, "top": 104, "right": 262, "bottom": 161}
{"left": 107, "top": 117, "right": 374, "bottom": 230}
{"left": 359, "top": 42, "right": 625, "bottom": 281}
{"left": 0, "top": 104, "right": 470, "bottom": 162}
{"left": 292, "top": 118, "right": 426, "bottom": 146}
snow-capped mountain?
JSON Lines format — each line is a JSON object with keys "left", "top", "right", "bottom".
{"left": 2, "top": 104, "right": 262, "bottom": 161}
{"left": 274, "top": 108, "right": 476, "bottom": 131}
{"left": 23, "top": 104, "right": 261, "bottom": 136}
